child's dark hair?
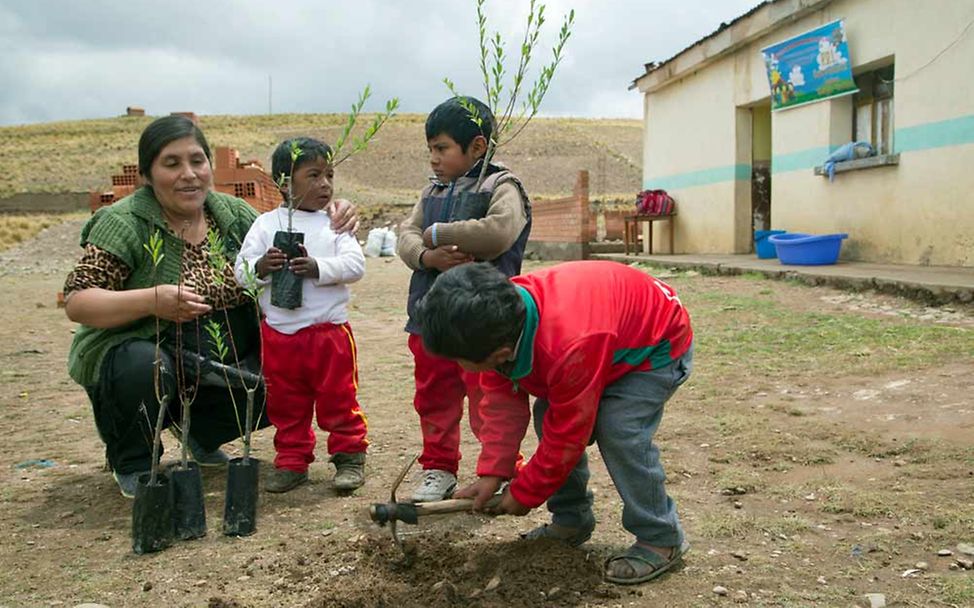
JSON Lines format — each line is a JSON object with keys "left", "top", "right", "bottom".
{"left": 418, "top": 263, "right": 525, "bottom": 362}
{"left": 271, "top": 137, "right": 333, "bottom": 185}
{"left": 425, "top": 96, "right": 495, "bottom": 153}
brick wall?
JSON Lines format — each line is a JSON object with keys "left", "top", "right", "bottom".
{"left": 89, "top": 146, "right": 283, "bottom": 213}
{"left": 602, "top": 209, "right": 635, "bottom": 241}
{"left": 529, "top": 171, "right": 589, "bottom": 244}
{"left": 525, "top": 171, "right": 591, "bottom": 260}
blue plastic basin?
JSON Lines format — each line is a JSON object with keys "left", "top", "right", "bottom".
{"left": 769, "top": 233, "right": 848, "bottom": 265}
{"left": 754, "top": 229, "right": 787, "bottom": 259}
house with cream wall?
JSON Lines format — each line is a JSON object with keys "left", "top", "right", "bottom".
{"left": 631, "top": 0, "right": 974, "bottom": 266}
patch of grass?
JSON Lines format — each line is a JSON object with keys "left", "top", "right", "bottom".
{"left": 826, "top": 431, "right": 974, "bottom": 465}
{"left": 926, "top": 502, "right": 974, "bottom": 537}
{"left": 696, "top": 511, "right": 810, "bottom": 540}
{"left": 687, "top": 289, "right": 974, "bottom": 378}
{"left": 696, "top": 512, "right": 755, "bottom": 539}
{"left": 756, "top": 513, "right": 811, "bottom": 538}
{"left": 0, "top": 213, "right": 75, "bottom": 251}
{"left": 768, "top": 403, "right": 806, "bottom": 417}
{"left": 933, "top": 576, "right": 974, "bottom": 605}
{"left": 709, "top": 412, "right": 755, "bottom": 438}
{"left": 740, "top": 271, "right": 768, "bottom": 281}
{"left": 817, "top": 484, "right": 896, "bottom": 519}
{"left": 713, "top": 467, "right": 767, "bottom": 495}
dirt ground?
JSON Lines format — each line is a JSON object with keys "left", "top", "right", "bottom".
{"left": 0, "top": 219, "right": 972, "bottom": 608}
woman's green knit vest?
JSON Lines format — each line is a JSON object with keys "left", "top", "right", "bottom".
{"left": 67, "top": 188, "right": 257, "bottom": 386}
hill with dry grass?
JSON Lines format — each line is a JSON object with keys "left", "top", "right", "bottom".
{"left": 0, "top": 114, "right": 642, "bottom": 205}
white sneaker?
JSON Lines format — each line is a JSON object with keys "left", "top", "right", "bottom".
{"left": 411, "top": 469, "right": 457, "bottom": 502}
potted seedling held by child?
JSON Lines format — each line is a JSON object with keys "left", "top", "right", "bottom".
{"left": 132, "top": 230, "right": 175, "bottom": 554}
{"left": 270, "top": 86, "right": 398, "bottom": 309}
{"left": 444, "top": 0, "right": 573, "bottom": 219}
{"left": 206, "top": 234, "right": 266, "bottom": 536}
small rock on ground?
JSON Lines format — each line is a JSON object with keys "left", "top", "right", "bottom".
{"left": 863, "top": 593, "right": 886, "bottom": 608}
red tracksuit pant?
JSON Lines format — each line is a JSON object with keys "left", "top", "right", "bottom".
{"left": 408, "top": 333, "right": 484, "bottom": 475}
{"left": 262, "top": 321, "right": 368, "bottom": 473}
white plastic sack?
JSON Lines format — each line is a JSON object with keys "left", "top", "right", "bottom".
{"left": 364, "top": 228, "right": 385, "bottom": 257}
{"left": 381, "top": 229, "right": 397, "bottom": 257}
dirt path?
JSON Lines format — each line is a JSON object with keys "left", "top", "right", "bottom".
{"left": 0, "top": 227, "right": 971, "bottom": 608}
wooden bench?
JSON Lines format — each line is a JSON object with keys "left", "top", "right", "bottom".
{"left": 623, "top": 213, "right": 676, "bottom": 255}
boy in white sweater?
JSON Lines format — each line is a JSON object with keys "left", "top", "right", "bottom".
{"left": 235, "top": 137, "right": 368, "bottom": 494}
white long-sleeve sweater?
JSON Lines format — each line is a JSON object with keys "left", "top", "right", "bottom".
{"left": 235, "top": 207, "right": 365, "bottom": 334}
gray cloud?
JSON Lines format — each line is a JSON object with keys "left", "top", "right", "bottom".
{"left": 0, "top": 0, "right": 759, "bottom": 125}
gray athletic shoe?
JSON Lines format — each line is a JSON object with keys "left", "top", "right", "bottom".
{"left": 113, "top": 470, "right": 147, "bottom": 499}
{"left": 175, "top": 430, "right": 230, "bottom": 466}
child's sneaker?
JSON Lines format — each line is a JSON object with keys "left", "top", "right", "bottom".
{"left": 331, "top": 452, "right": 366, "bottom": 491}
{"left": 411, "top": 469, "right": 457, "bottom": 502}
{"left": 265, "top": 467, "right": 308, "bottom": 493}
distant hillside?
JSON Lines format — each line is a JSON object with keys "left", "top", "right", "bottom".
{"left": 0, "top": 114, "right": 642, "bottom": 204}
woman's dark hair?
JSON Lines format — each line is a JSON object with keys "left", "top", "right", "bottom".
{"left": 425, "top": 96, "right": 495, "bottom": 153}
{"left": 418, "top": 262, "right": 525, "bottom": 362}
{"left": 271, "top": 137, "right": 333, "bottom": 186}
{"left": 137, "top": 115, "right": 212, "bottom": 177}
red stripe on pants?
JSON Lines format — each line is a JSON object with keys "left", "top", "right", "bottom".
{"left": 408, "top": 333, "right": 484, "bottom": 475}
{"left": 262, "top": 321, "right": 368, "bottom": 473}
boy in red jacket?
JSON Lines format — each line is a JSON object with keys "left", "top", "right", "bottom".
{"left": 417, "top": 261, "right": 694, "bottom": 585}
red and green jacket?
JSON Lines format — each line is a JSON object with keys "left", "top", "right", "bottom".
{"left": 476, "top": 261, "right": 693, "bottom": 509}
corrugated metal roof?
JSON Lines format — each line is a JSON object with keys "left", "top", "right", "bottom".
{"left": 633, "top": 1, "right": 771, "bottom": 84}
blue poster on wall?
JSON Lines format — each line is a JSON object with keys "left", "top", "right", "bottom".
{"left": 761, "top": 20, "right": 858, "bottom": 111}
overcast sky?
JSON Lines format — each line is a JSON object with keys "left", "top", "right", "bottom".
{"left": 0, "top": 0, "right": 760, "bottom": 127}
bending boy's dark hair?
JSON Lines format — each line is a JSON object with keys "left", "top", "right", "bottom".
{"left": 425, "top": 96, "right": 495, "bottom": 153}
{"left": 271, "top": 137, "right": 333, "bottom": 185}
{"left": 418, "top": 263, "right": 525, "bottom": 362}
{"left": 138, "top": 115, "right": 211, "bottom": 178}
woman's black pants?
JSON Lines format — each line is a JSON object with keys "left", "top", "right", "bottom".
{"left": 85, "top": 339, "right": 268, "bottom": 475}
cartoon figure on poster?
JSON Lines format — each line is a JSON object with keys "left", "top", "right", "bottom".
{"left": 765, "top": 54, "right": 795, "bottom": 106}
{"left": 761, "top": 20, "right": 857, "bottom": 111}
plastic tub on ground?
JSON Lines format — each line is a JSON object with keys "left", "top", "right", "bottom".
{"left": 768, "top": 233, "right": 848, "bottom": 265}
{"left": 754, "top": 229, "right": 787, "bottom": 259}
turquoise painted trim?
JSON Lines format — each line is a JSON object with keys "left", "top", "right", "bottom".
{"left": 771, "top": 146, "right": 832, "bottom": 174}
{"left": 645, "top": 113, "right": 974, "bottom": 186}
{"left": 896, "top": 115, "right": 974, "bottom": 152}
{"left": 644, "top": 164, "right": 750, "bottom": 190}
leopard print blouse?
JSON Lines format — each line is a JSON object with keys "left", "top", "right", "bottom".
{"left": 63, "top": 212, "right": 250, "bottom": 310}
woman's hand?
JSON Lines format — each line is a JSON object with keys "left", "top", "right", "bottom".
{"left": 327, "top": 198, "right": 359, "bottom": 235}
{"left": 152, "top": 284, "right": 211, "bottom": 322}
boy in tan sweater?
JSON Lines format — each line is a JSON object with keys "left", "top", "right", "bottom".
{"left": 396, "top": 96, "right": 531, "bottom": 501}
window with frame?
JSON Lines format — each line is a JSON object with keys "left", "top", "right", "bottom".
{"left": 853, "top": 64, "right": 895, "bottom": 155}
